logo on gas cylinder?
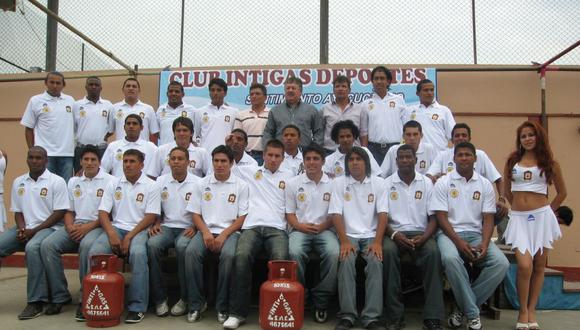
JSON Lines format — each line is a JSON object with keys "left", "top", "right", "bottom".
{"left": 267, "top": 293, "right": 295, "bottom": 328}
{"left": 85, "top": 285, "right": 111, "bottom": 316}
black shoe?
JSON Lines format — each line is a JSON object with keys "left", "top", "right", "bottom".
{"left": 367, "top": 321, "right": 387, "bottom": 330}
{"left": 45, "top": 302, "right": 66, "bottom": 315}
{"left": 125, "top": 311, "right": 145, "bottom": 323}
{"left": 314, "top": 309, "right": 328, "bottom": 323}
{"left": 335, "top": 319, "right": 354, "bottom": 330}
{"left": 18, "top": 302, "right": 44, "bottom": 320}
{"left": 75, "top": 304, "right": 85, "bottom": 322}
{"left": 423, "top": 319, "right": 443, "bottom": 330}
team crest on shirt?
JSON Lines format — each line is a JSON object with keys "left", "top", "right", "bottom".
{"left": 160, "top": 108, "right": 166, "bottom": 117}
{"left": 389, "top": 101, "right": 396, "bottom": 108}
{"left": 181, "top": 111, "right": 188, "bottom": 117}
{"left": 161, "top": 187, "right": 169, "bottom": 201}
{"left": 185, "top": 192, "right": 192, "bottom": 201}
{"left": 224, "top": 115, "right": 231, "bottom": 122}
{"left": 523, "top": 171, "right": 532, "bottom": 181}
{"left": 450, "top": 189, "right": 459, "bottom": 198}
{"left": 101, "top": 110, "right": 108, "bottom": 117}
{"left": 472, "top": 191, "right": 481, "bottom": 201}
{"left": 323, "top": 192, "right": 331, "bottom": 202}
{"left": 431, "top": 114, "right": 439, "bottom": 120}
{"left": 254, "top": 170, "right": 263, "bottom": 180}
{"left": 79, "top": 109, "right": 86, "bottom": 118}
{"left": 96, "top": 189, "right": 104, "bottom": 197}
{"left": 17, "top": 183, "right": 25, "bottom": 196}
{"left": 447, "top": 162, "right": 454, "bottom": 173}
{"left": 203, "top": 191, "right": 213, "bottom": 201}
{"left": 139, "top": 112, "right": 145, "bottom": 119}
{"left": 334, "top": 162, "right": 344, "bottom": 175}
{"left": 344, "top": 192, "right": 352, "bottom": 201}
{"left": 164, "top": 156, "right": 170, "bottom": 165}
{"left": 116, "top": 110, "right": 123, "bottom": 119}
{"left": 114, "top": 187, "right": 122, "bottom": 200}
{"left": 136, "top": 193, "right": 144, "bottom": 203}
{"left": 390, "top": 191, "right": 398, "bottom": 200}
{"left": 410, "top": 111, "right": 417, "bottom": 120}
{"left": 42, "top": 103, "right": 50, "bottom": 113}
{"left": 278, "top": 181, "right": 286, "bottom": 190}
{"left": 189, "top": 160, "right": 197, "bottom": 168}
{"left": 419, "top": 160, "right": 426, "bottom": 169}
{"left": 368, "top": 102, "right": 374, "bottom": 111}
{"left": 66, "top": 106, "right": 72, "bottom": 113}
{"left": 228, "top": 194, "right": 236, "bottom": 203}
{"left": 202, "top": 113, "right": 209, "bottom": 124}
{"left": 297, "top": 192, "right": 306, "bottom": 203}
{"left": 415, "top": 191, "right": 423, "bottom": 199}
{"left": 368, "top": 193, "right": 374, "bottom": 203}
{"left": 73, "top": 185, "right": 82, "bottom": 198}
{"left": 40, "top": 187, "right": 48, "bottom": 197}
{"left": 115, "top": 149, "right": 123, "bottom": 161}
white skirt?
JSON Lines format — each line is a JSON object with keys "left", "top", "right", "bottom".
{"left": 504, "top": 205, "right": 562, "bottom": 256}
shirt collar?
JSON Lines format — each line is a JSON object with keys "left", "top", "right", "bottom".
{"left": 285, "top": 150, "right": 303, "bottom": 160}
{"left": 27, "top": 169, "right": 50, "bottom": 181}
{"left": 170, "top": 172, "right": 196, "bottom": 184}
{"left": 210, "top": 173, "right": 236, "bottom": 184}
{"left": 122, "top": 138, "right": 144, "bottom": 146}
{"left": 81, "top": 168, "right": 106, "bottom": 181}
{"left": 164, "top": 102, "right": 184, "bottom": 111}
{"left": 121, "top": 99, "right": 143, "bottom": 107}
{"left": 82, "top": 96, "right": 103, "bottom": 105}
{"left": 41, "top": 91, "right": 63, "bottom": 101}
{"left": 301, "top": 172, "right": 330, "bottom": 184}
{"left": 450, "top": 170, "right": 480, "bottom": 182}
{"left": 249, "top": 107, "right": 270, "bottom": 114}
{"left": 392, "top": 171, "right": 423, "bottom": 184}
{"left": 419, "top": 100, "right": 439, "bottom": 109}
{"left": 121, "top": 172, "right": 148, "bottom": 185}
{"left": 346, "top": 175, "right": 371, "bottom": 185}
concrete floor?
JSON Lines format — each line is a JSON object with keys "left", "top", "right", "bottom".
{"left": 0, "top": 267, "right": 579, "bottom": 330}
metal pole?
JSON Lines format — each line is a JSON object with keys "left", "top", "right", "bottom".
{"left": 45, "top": 0, "right": 58, "bottom": 71}
{"left": 179, "top": 0, "right": 185, "bottom": 68}
{"left": 319, "top": 0, "right": 329, "bottom": 64}
{"left": 0, "top": 56, "right": 30, "bottom": 72}
{"left": 471, "top": 0, "right": 477, "bottom": 64}
{"left": 81, "top": 43, "right": 85, "bottom": 71}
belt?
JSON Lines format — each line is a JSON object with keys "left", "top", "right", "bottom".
{"left": 368, "top": 141, "right": 398, "bottom": 148}
{"left": 248, "top": 150, "right": 263, "bottom": 155}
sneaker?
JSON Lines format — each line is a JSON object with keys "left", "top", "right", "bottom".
{"left": 170, "top": 299, "right": 187, "bottom": 316}
{"left": 223, "top": 316, "right": 246, "bottom": 329}
{"left": 335, "top": 318, "right": 354, "bottom": 330}
{"left": 386, "top": 320, "right": 403, "bottom": 330}
{"left": 314, "top": 309, "right": 328, "bottom": 323}
{"left": 467, "top": 317, "right": 482, "bottom": 330}
{"left": 187, "top": 303, "right": 207, "bottom": 323}
{"left": 45, "top": 302, "right": 66, "bottom": 315}
{"left": 125, "top": 311, "right": 145, "bottom": 324}
{"left": 447, "top": 309, "right": 464, "bottom": 328}
{"left": 422, "top": 319, "right": 442, "bottom": 330}
{"left": 366, "top": 320, "right": 387, "bottom": 330}
{"left": 75, "top": 304, "right": 85, "bottom": 322}
{"left": 217, "top": 311, "right": 228, "bottom": 324}
{"left": 155, "top": 300, "right": 169, "bottom": 317}
{"left": 18, "top": 302, "right": 44, "bottom": 320}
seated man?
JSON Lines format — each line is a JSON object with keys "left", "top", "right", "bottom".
{"left": 225, "top": 128, "right": 259, "bottom": 168}
{"left": 40, "top": 145, "right": 115, "bottom": 320}
{"left": 279, "top": 124, "right": 304, "bottom": 176}
{"left": 429, "top": 142, "right": 509, "bottom": 330}
{"left": 89, "top": 149, "right": 160, "bottom": 323}
{"left": 329, "top": 147, "right": 387, "bottom": 330}
{"left": 147, "top": 146, "right": 200, "bottom": 317}
{"left": 186, "top": 145, "right": 249, "bottom": 323}
{"left": 286, "top": 143, "right": 339, "bottom": 323}
{"left": 382, "top": 144, "right": 444, "bottom": 330}
{"left": 0, "top": 146, "right": 68, "bottom": 319}
{"left": 223, "top": 139, "right": 293, "bottom": 329}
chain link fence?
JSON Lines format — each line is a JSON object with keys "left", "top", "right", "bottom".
{"left": 1, "top": 0, "right": 578, "bottom": 74}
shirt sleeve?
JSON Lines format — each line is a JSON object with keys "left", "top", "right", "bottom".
{"left": 10, "top": 179, "right": 22, "bottom": 213}
{"left": 98, "top": 180, "right": 115, "bottom": 212}
{"left": 186, "top": 182, "right": 202, "bottom": 214}
{"left": 108, "top": 106, "right": 117, "bottom": 135}
{"left": 147, "top": 147, "right": 163, "bottom": 178}
{"left": 147, "top": 107, "right": 160, "bottom": 134}
{"left": 424, "top": 177, "right": 435, "bottom": 216}
{"left": 143, "top": 143, "right": 159, "bottom": 177}
{"left": 380, "top": 147, "right": 396, "bottom": 178}
{"left": 375, "top": 178, "right": 388, "bottom": 214}
{"left": 478, "top": 151, "right": 502, "bottom": 183}
{"left": 20, "top": 97, "right": 37, "bottom": 128}
{"left": 237, "top": 181, "right": 249, "bottom": 217}
{"left": 52, "top": 176, "right": 70, "bottom": 210}
{"left": 145, "top": 181, "right": 161, "bottom": 215}
{"left": 261, "top": 110, "right": 276, "bottom": 149}
{"left": 444, "top": 107, "right": 456, "bottom": 141}
{"left": 328, "top": 178, "right": 344, "bottom": 215}
{"left": 193, "top": 110, "right": 202, "bottom": 142}
{"left": 312, "top": 107, "right": 324, "bottom": 145}
{"left": 482, "top": 179, "right": 496, "bottom": 214}
{"left": 359, "top": 104, "right": 369, "bottom": 137}
{"left": 285, "top": 179, "right": 297, "bottom": 214}
{"left": 233, "top": 112, "right": 243, "bottom": 130}
{"left": 429, "top": 178, "right": 449, "bottom": 213}
{"left": 365, "top": 148, "right": 382, "bottom": 176}
{"left": 426, "top": 152, "right": 444, "bottom": 176}
{"left": 66, "top": 179, "right": 75, "bottom": 211}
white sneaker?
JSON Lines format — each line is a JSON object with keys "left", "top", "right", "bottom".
{"left": 170, "top": 299, "right": 187, "bottom": 316}
{"left": 467, "top": 317, "right": 482, "bottom": 330}
{"left": 447, "top": 309, "right": 464, "bottom": 328}
{"left": 186, "top": 303, "right": 207, "bottom": 323}
{"left": 223, "top": 316, "right": 245, "bottom": 329}
{"left": 217, "top": 311, "right": 229, "bottom": 324}
{"left": 155, "top": 300, "right": 169, "bottom": 317}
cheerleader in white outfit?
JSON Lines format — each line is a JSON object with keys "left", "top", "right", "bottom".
{"left": 503, "top": 121, "right": 567, "bottom": 330}
{"left": 0, "top": 149, "right": 6, "bottom": 232}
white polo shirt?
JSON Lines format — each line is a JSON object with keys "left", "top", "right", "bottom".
{"left": 233, "top": 165, "right": 293, "bottom": 231}
{"left": 362, "top": 92, "right": 406, "bottom": 144}
{"left": 187, "top": 173, "right": 249, "bottom": 234}
{"left": 156, "top": 103, "right": 197, "bottom": 145}
{"left": 149, "top": 142, "right": 211, "bottom": 178}
{"left": 323, "top": 147, "right": 381, "bottom": 178}
{"left": 157, "top": 172, "right": 200, "bottom": 229}
{"left": 193, "top": 103, "right": 238, "bottom": 152}
{"left": 10, "top": 169, "right": 69, "bottom": 229}
{"left": 206, "top": 151, "right": 258, "bottom": 176}
{"left": 73, "top": 97, "right": 114, "bottom": 146}
{"left": 98, "top": 174, "right": 160, "bottom": 232}
{"left": 101, "top": 138, "right": 158, "bottom": 177}
{"left": 280, "top": 151, "right": 304, "bottom": 176}
{"left": 380, "top": 142, "right": 438, "bottom": 178}
{"left": 328, "top": 175, "right": 387, "bottom": 238}
{"left": 403, "top": 101, "right": 455, "bottom": 152}
{"left": 285, "top": 173, "right": 332, "bottom": 226}
{"left": 21, "top": 91, "right": 75, "bottom": 156}
{"left": 384, "top": 172, "right": 433, "bottom": 232}
{"left": 429, "top": 171, "right": 496, "bottom": 233}
{"left": 426, "top": 148, "right": 502, "bottom": 184}
{"left": 111, "top": 100, "right": 160, "bottom": 141}
{"left": 68, "top": 169, "right": 115, "bottom": 223}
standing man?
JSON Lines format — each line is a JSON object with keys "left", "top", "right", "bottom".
{"left": 194, "top": 78, "right": 238, "bottom": 152}
{"left": 280, "top": 124, "right": 304, "bottom": 176}
{"left": 156, "top": 81, "right": 196, "bottom": 145}
{"left": 382, "top": 144, "right": 444, "bottom": 330}
{"left": 225, "top": 129, "right": 259, "bottom": 168}
{"left": 429, "top": 142, "right": 509, "bottom": 330}
{"left": 403, "top": 79, "right": 455, "bottom": 152}
{"left": 111, "top": 78, "right": 159, "bottom": 143}
{"left": 21, "top": 72, "right": 75, "bottom": 182}
{"left": 89, "top": 149, "right": 161, "bottom": 323}
{"left": 362, "top": 66, "right": 406, "bottom": 165}
{"left": 0, "top": 146, "right": 68, "bottom": 319}
{"left": 286, "top": 143, "right": 338, "bottom": 323}
{"left": 263, "top": 77, "right": 323, "bottom": 148}
{"left": 72, "top": 76, "right": 114, "bottom": 173}
{"left": 234, "top": 83, "right": 270, "bottom": 165}
{"left": 40, "top": 145, "right": 115, "bottom": 320}
{"left": 185, "top": 145, "right": 249, "bottom": 324}
{"left": 321, "top": 76, "right": 368, "bottom": 154}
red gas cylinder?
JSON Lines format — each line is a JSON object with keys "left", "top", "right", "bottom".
{"left": 259, "top": 260, "right": 304, "bottom": 330}
{"left": 82, "top": 255, "right": 125, "bottom": 327}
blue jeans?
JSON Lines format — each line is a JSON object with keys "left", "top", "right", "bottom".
{"left": 40, "top": 225, "right": 103, "bottom": 303}
{"left": 88, "top": 228, "right": 149, "bottom": 313}
{"left": 437, "top": 231, "right": 509, "bottom": 319}
{"left": 230, "top": 226, "right": 288, "bottom": 318}
{"left": 249, "top": 152, "right": 264, "bottom": 166}
{"left": 47, "top": 156, "right": 74, "bottom": 183}
{"left": 147, "top": 226, "right": 192, "bottom": 305}
{"left": 185, "top": 231, "right": 239, "bottom": 312}
{"left": 0, "top": 226, "right": 56, "bottom": 302}
{"left": 288, "top": 229, "right": 339, "bottom": 309}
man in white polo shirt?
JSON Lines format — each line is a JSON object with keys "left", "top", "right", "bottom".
{"left": 224, "top": 129, "right": 259, "bottom": 168}
{"left": 194, "top": 78, "right": 238, "bottom": 152}
{"left": 380, "top": 120, "right": 438, "bottom": 178}
{"left": 329, "top": 146, "right": 387, "bottom": 330}
{"left": 361, "top": 66, "right": 406, "bottom": 165}
{"left": 89, "top": 149, "right": 160, "bottom": 323}
{"left": 223, "top": 139, "right": 293, "bottom": 329}
{"left": 382, "top": 144, "right": 444, "bottom": 330}
{"left": 40, "top": 145, "right": 115, "bottom": 320}
{"left": 21, "top": 72, "right": 75, "bottom": 182}
{"left": 110, "top": 78, "right": 159, "bottom": 143}
{"left": 0, "top": 146, "right": 68, "bottom": 320}
{"left": 72, "top": 76, "right": 114, "bottom": 173}
{"left": 101, "top": 114, "right": 158, "bottom": 177}
{"left": 156, "top": 81, "right": 196, "bottom": 145}
{"left": 403, "top": 79, "right": 455, "bottom": 152}
{"left": 286, "top": 143, "right": 338, "bottom": 324}
{"left": 280, "top": 124, "right": 304, "bottom": 176}
{"left": 234, "top": 83, "right": 270, "bottom": 165}
{"left": 429, "top": 142, "right": 509, "bottom": 330}
{"left": 186, "top": 145, "right": 249, "bottom": 324}
{"left": 147, "top": 146, "right": 200, "bottom": 318}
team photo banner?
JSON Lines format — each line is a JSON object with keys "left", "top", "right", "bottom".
{"left": 159, "top": 67, "right": 437, "bottom": 109}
